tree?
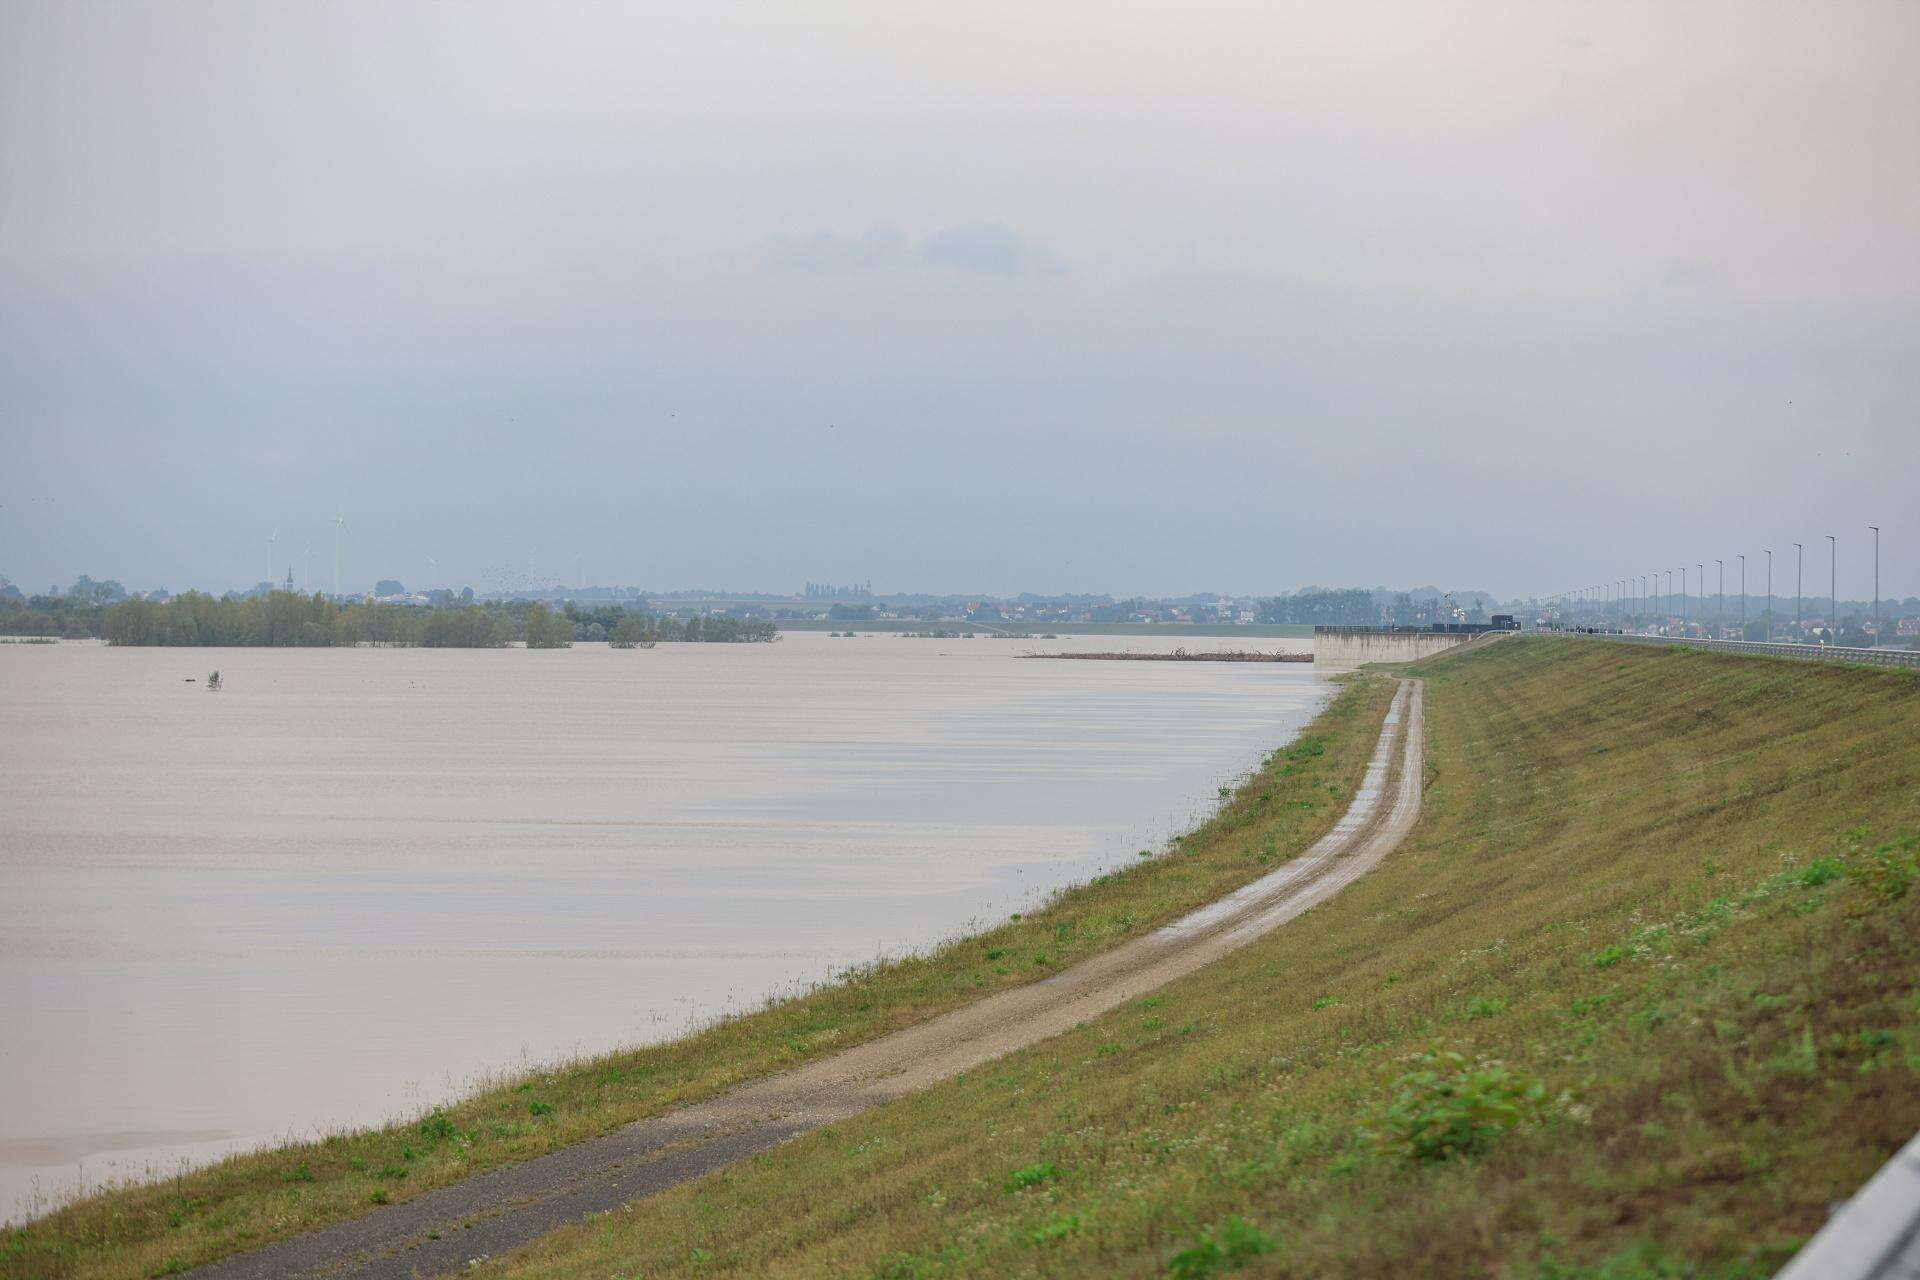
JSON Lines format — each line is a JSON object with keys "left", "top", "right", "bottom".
{"left": 525, "top": 602, "right": 573, "bottom": 648}
{"left": 69, "top": 575, "right": 128, "bottom": 605}
{"left": 610, "top": 612, "right": 653, "bottom": 648}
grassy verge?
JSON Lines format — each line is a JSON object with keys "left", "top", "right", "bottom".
{"left": 471, "top": 637, "right": 1920, "bottom": 1279}
{"left": 7, "top": 678, "right": 1396, "bottom": 1280}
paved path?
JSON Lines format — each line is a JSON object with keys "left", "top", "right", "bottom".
{"left": 191, "top": 679, "right": 1425, "bottom": 1280}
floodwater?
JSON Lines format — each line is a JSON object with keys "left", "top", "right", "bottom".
{"left": 0, "top": 632, "right": 1325, "bottom": 1222}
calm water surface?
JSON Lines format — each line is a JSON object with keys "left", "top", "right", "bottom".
{"left": 0, "top": 632, "right": 1325, "bottom": 1220}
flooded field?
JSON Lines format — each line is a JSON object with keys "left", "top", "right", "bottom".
{"left": 0, "top": 632, "right": 1324, "bottom": 1221}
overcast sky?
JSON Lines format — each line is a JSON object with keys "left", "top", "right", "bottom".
{"left": 3, "top": 1, "right": 1915, "bottom": 599}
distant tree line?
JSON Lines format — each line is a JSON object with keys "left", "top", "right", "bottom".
{"left": 84, "top": 592, "right": 778, "bottom": 648}
{"left": 558, "top": 602, "right": 776, "bottom": 645}
{"left": 0, "top": 581, "right": 117, "bottom": 637}
{"left": 1256, "top": 589, "right": 1382, "bottom": 626}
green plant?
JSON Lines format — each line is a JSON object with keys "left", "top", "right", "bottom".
{"left": 1003, "top": 1162, "right": 1062, "bottom": 1192}
{"left": 1846, "top": 832, "right": 1918, "bottom": 900}
{"left": 1165, "top": 1216, "right": 1276, "bottom": 1277}
{"left": 1378, "top": 1051, "right": 1549, "bottom": 1162}
{"left": 418, "top": 1111, "right": 458, "bottom": 1141}
{"left": 1027, "top": 1213, "right": 1080, "bottom": 1245}
{"left": 528, "top": 1100, "right": 555, "bottom": 1117}
{"left": 1797, "top": 858, "right": 1845, "bottom": 888}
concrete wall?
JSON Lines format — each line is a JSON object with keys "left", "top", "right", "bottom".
{"left": 1314, "top": 630, "right": 1481, "bottom": 670}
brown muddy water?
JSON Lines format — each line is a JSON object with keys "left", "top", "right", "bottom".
{"left": 0, "top": 632, "right": 1325, "bottom": 1221}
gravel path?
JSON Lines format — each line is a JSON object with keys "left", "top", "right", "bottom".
{"left": 190, "top": 679, "right": 1424, "bottom": 1280}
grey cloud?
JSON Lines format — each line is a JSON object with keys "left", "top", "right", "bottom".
{"left": 756, "top": 225, "right": 1063, "bottom": 278}
{"left": 917, "top": 225, "right": 1063, "bottom": 277}
{"left": 756, "top": 228, "right": 910, "bottom": 273}
{"left": 2, "top": 1, "right": 1916, "bottom": 598}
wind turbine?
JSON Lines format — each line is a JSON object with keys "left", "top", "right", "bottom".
{"left": 426, "top": 554, "right": 438, "bottom": 591}
{"left": 303, "top": 544, "right": 312, "bottom": 594}
{"left": 267, "top": 527, "right": 278, "bottom": 592}
{"left": 333, "top": 515, "right": 347, "bottom": 598}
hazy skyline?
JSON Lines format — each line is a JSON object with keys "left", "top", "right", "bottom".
{"left": 4, "top": 1, "right": 1916, "bottom": 598}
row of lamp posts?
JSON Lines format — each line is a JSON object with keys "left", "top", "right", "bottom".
{"left": 1553, "top": 526, "right": 1883, "bottom": 647}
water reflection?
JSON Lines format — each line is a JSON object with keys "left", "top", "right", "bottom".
{"left": 0, "top": 632, "right": 1324, "bottom": 1220}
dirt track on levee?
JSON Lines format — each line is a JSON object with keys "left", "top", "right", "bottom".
{"left": 191, "top": 679, "right": 1425, "bottom": 1280}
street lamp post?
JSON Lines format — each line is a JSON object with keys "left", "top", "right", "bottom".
{"left": 1793, "top": 543, "right": 1803, "bottom": 643}
{"left": 1738, "top": 554, "right": 1746, "bottom": 637}
{"left": 1869, "top": 525, "right": 1880, "bottom": 647}
{"left": 1763, "top": 550, "right": 1772, "bottom": 643}
{"left": 1827, "top": 535, "right": 1837, "bottom": 645}
{"left": 1716, "top": 560, "right": 1724, "bottom": 637}
{"left": 1681, "top": 565, "right": 1688, "bottom": 634}
{"left": 1697, "top": 563, "right": 1704, "bottom": 637}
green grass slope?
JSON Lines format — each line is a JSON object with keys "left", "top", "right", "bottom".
{"left": 7, "top": 679, "right": 1396, "bottom": 1280}
{"left": 479, "top": 638, "right": 1920, "bottom": 1280}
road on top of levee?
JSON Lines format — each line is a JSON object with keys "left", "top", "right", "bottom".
{"left": 191, "top": 678, "right": 1426, "bottom": 1280}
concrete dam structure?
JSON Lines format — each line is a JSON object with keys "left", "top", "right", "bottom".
{"left": 1313, "top": 625, "right": 1500, "bottom": 670}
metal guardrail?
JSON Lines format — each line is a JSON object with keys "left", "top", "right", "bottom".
{"left": 1547, "top": 630, "right": 1920, "bottom": 670}
{"left": 1775, "top": 1130, "right": 1920, "bottom": 1280}
{"left": 1314, "top": 625, "right": 1511, "bottom": 636}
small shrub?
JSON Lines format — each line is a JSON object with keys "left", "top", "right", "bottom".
{"left": 1027, "top": 1213, "right": 1080, "bottom": 1245}
{"left": 1004, "top": 1162, "right": 1062, "bottom": 1192}
{"left": 1165, "top": 1216, "right": 1276, "bottom": 1277}
{"left": 1587, "top": 946, "right": 1629, "bottom": 970}
{"left": 1846, "top": 833, "right": 1918, "bottom": 901}
{"left": 1377, "top": 1051, "right": 1549, "bottom": 1162}
{"left": 528, "top": 1099, "right": 555, "bottom": 1117}
{"left": 1465, "top": 997, "right": 1508, "bottom": 1019}
{"left": 1797, "top": 857, "right": 1845, "bottom": 887}
{"left": 418, "top": 1110, "right": 458, "bottom": 1141}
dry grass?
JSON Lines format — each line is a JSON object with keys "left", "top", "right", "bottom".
{"left": 5, "top": 680, "right": 1397, "bottom": 1280}
{"left": 470, "top": 638, "right": 1920, "bottom": 1279}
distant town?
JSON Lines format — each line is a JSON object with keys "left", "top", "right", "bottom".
{"left": 4, "top": 573, "right": 1916, "bottom": 649}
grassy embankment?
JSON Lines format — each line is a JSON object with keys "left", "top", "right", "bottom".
{"left": 8, "top": 678, "right": 1396, "bottom": 1280}
{"left": 466, "top": 638, "right": 1920, "bottom": 1279}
